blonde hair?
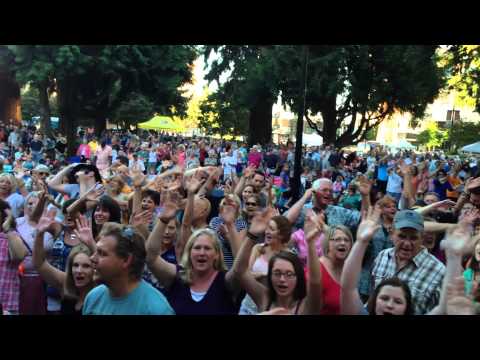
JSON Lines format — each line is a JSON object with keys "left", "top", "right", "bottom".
{"left": 179, "top": 228, "right": 226, "bottom": 285}
{"left": 63, "top": 244, "right": 94, "bottom": 300}
{"left": 220, "top": 194, "right": 241, "bottom": 219}
{"left": 322, "top": 225, "right": 353, "bottom": 256}
{"left": 0, "top": 173, "right": 17, "bottom": 193}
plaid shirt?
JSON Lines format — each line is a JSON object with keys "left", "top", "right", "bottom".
{"left": 0, "top": 232, "right": 21, "bottom": 313}
{"left": 372, "top": 247, "right": 445, "bottom": 315}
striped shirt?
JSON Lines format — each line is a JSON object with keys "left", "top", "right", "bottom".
{"left": 372, "top": 247, "right": 445, "bottom": 315}
{"left": 209, "top": 217, "right": 247, "bottom": 269}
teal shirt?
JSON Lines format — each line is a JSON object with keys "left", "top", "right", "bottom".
{"left": 463, "top": 268, "right": 475, "bottom": 296}
{"left": 83, "top": 280, "right": 175, "bottom": 315}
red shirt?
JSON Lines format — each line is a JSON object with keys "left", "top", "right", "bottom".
{"left": 304, "top": 261, "right": 341, "bottom": 315}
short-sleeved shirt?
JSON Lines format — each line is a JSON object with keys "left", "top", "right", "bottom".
{"left": 6, "top": 192, "right": 25, "bottom": 218}
{"left": 371, "top": 247, "right": 445, "bottom": 315}
{"left": 82, "top": 280, "right": 175, "bottom": 315}
{"left": 287, "top": 203, "right": 361, "bottom": 233}
{"left": 209, "top": 217, "right": 247, "bottom": 269}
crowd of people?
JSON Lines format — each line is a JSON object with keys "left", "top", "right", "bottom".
{"left": 0, "top": 119, "right": 479, "bottom": 315}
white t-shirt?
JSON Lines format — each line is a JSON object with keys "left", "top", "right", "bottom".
{"left": 386, "top": 172, "right": 403, "bottom": 194}
{"left": 222, "top": 155, "right": 237, "bottom": 177}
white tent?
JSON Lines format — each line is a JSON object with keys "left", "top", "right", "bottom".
{"left": 393, "top": 139, "right": 416, "bottom": 150}
{"left": 302, "top": 133, "right": 323, "bottom": 146}
{"left": 461, "top": 141, "right": 480, "bottom": 153}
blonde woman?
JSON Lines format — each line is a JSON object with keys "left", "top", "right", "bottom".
{"left": 0, "top": 173, "right": 25, "bottom": 218}
{"left": 146, "top": 194, "right": 240, "bottom": 315}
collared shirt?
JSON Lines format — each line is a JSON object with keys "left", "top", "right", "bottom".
{"left": 288, "top": 203, "right": 361, "bottom": 233}
{"left": 372, "top": 247, "right": 445, "bottom": 315}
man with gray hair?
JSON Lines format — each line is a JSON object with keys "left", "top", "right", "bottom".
{"left": 285, "top": 177, "right": 371, "bottom": 234}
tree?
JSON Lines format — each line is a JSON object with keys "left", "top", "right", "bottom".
{"left": 416, "top": 120, "right": 448, "bottom": 151}
{"left": 112, "top": 92, "right": 155, "bottom": 130}
{"left": 275, "top": 45, "right": 444, "bottom": 148}
{"left": 7, "top": 45, "right": 198, "bottom": 155}
{"left": 202, "top": 46, "right": 278, "bottom": 146}
{"left": 442, "top": 45, "right": 480, "bottom": 113}
{"left": 198, "top": 89, "right": 249, "bottom": 137}
{"left": 448, "top": 121, "right": 480, "bottom": 150}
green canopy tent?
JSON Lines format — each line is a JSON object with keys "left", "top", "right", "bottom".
{"left": 138, "top": 115, "right": 185, "bottom": 132}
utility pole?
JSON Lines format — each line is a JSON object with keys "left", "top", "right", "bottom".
{"left": 291, "top": 45, "right": 309, "bottom": 203}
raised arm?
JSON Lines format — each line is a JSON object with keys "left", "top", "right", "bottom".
{"left": 47, "top": 163, "right": 77, "bottom": 195}
{"left": 234, "top": 165, "right": 255, "bottom": 197}
{"left": 415, "top": 199, "right": 456, "bottom": 217}
{"left": 398, "top": 161, "right": 415, "bottom": 209}
{"left": 227, "top": 208, "right": 275, "bottom": 307}
{"left": 428, "top": 215, "right": 478, "bottom": 315}
{"left": 145, "top": 192, "right": 178, "bottom": 289}
{"left": 284, "top": 188, "right": 313, "bottom": 225}
{"left": 3, "top": 209, "right": 28, "bottom": 262}
{"left": 302, "top": 211, "right": 325, "bottom": 315}
{"left": 131, "top": 172, "right": 145, "bottom": 215}
{"left": 341, "top": 205, "right": 381, "bottom": 315}
{"left": 33, "top": 209, "right": 66, "bottom": 293}
{"left": 178, "top": 175, "right": 205, "bottom": 259}
{"left": 357, "top": 177, "right": 372, "bottom": 220}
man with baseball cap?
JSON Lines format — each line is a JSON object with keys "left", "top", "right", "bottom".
{"left": 371, "top": 210, "right": 445, "bottom": 314}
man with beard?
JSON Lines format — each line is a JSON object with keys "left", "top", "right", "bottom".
{"left": 83, "top": 224, "right": 174, "bottom": 315}
{"left": 371, "top": 210, "right": 445, "bottom": 315}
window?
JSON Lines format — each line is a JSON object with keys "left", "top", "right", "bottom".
{"left": 446, "top": 110, "right": 460, "bottom": 122}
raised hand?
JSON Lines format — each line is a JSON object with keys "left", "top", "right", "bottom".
{"left": 243, "top": 165, "right": 256, "bottom": 179}
{"left": 446, "top": 276, "right": 476, "bottom": 315}
{"left": 86, "top": 184, "right": 105, "bottom": 202}
{"left": 185, "top": 175, "right": 205, "bottom": 195}
{"left": 357, "top": 204, "right": 381, "bottom": 244}
{"left": 130, "top": 210, "right": 153, "bottom": 227}
{"left": 221, "top": 205, "right": 236, "bottom": 225}
{"left": 304, "top": 210, "right": 325, "bottom": 243}
{"left": 249, "top": 207, "right": 276, "bottom": 236}
{"left": 132, "top": 172, "right": 146, "bottom": 188}
{"left": 36, "top": 208, "right": 58, "bottom": 234}
{"left": 159, "top": 191, "right": 179, "bottom": 222}
{"left": 302, "top": 188, "right": 314, "bottom": 201}
{"left": 357, "top": 178, "right": 372, "bottom": 196}
{"left": 431, "top": 199, "right": 457, "bottom": 211}
{"left": 398, "top": 160, "right": 411, "bottom": 177}
{"left": 460, "top": 208, "right": 480, "bottom": 227}
{"left": 74, "top": 215, "right": 96, "bottom": 250}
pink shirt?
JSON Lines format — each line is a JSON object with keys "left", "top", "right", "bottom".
{"left": 291, "top": 229, "right": 324, "bottom": 267}
{"left": 95, "top": 145, "right": 112, "bottom": 171}
{"left": 248, "top": 152, "right": 262, "bottom": 168}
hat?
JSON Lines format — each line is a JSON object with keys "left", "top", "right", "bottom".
{"left": 393, "top": 210, "right": 424, "bottom": 232}
{"left": 34, "top": 164, "right": 50, "bottom": 173}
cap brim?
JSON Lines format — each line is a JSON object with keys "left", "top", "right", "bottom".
{"left": 394, "top": 221, "right": 423, "bottom": 232}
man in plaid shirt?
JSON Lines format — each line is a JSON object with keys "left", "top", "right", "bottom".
{"left": 371, "top": 210, "right": 445, "bottom": 315}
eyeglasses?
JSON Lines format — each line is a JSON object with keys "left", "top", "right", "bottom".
{"left": 272, "top": 271, "right": 297, "bottom": 280}
{"left": 245, "top": 202, "right": 258, "bottom": 206}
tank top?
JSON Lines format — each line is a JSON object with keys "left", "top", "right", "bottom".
{"left": 319, "top": 261, "right": 341, "bottom": 315}
{"left": 266, "top": 298, "right": 303, "bottom": 315}
{"left": 251, "top": 255, "right": 268, "bottom": 274}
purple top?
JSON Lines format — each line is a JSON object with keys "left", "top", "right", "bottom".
{"left": 166, "top": 266, "right": 237, "bottom": 315}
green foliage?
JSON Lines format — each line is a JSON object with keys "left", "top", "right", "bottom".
{"left": 442, "top": 45, "right": 480, "bottom": 113}
{"left": 202, "top": 45, "right": 443, "bottom": 147}
{"left": 449, "top": 121, "right": 480, "bottom": 150}
{"left": 416, "top": 121, "right": 448, "bottom": 150}
{"left": 113, "top": 93, "right": 155, "bottom": 129}
{"left": 198, "top": 90, "right": 249, "bottom": 137}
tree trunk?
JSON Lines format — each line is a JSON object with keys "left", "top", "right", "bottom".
{"left": 248, "top": 94, "right": 273, "bottom": 147}
{"left": 320, "top": 96, "right": 338, "bottom": 147}
{"left": 38, "top": 81, "right": 52, "bottom": 137}
{"left": 57, "top": 78, "right": 78, "bottom": 157}
{"left": 95, "top": 116, "right": 107, "bottom": 138}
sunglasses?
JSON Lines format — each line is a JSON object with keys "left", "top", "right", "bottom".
{"left": 38, "top": 172, "right": 49, "bottom": 176}
{"left": 245, "top": 202, "right": 258, "bottom": 206}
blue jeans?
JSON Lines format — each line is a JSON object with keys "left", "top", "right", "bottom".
{"left": 387, "top": 192, "right": 401, "bottom": 204}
